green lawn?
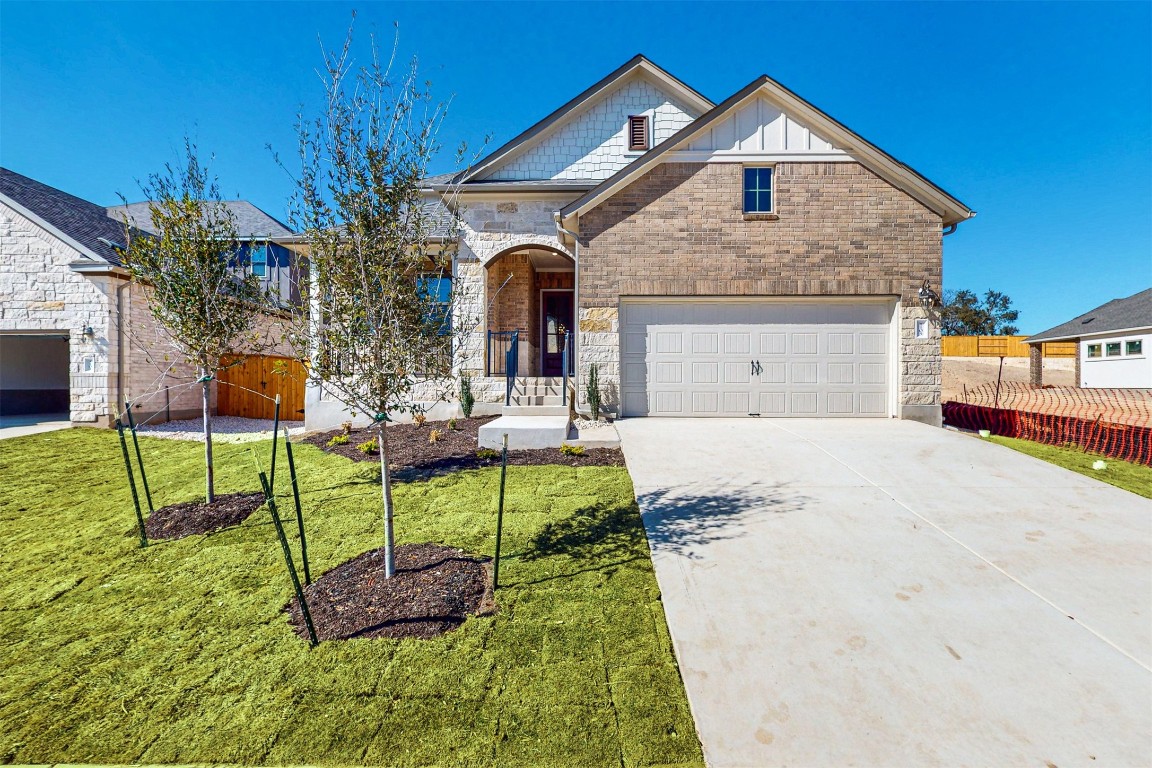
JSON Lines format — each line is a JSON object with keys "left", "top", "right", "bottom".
{"left": 989, "top": 435, "right": 1152, "bottom": 499}
{"left": 0, "top": 429, "right": 702, "bottom": 767}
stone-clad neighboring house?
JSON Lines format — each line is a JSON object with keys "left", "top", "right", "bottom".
{"left": 1026, "top": 288, "right": 1152, "bottom": 389}
{"left": 312, "top": 55, "right": 972, "bottom": 432}
{"left": 0, "top": 168, "right": 294, "bottom": 425}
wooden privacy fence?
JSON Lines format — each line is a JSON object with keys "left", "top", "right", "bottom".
{"left": 941, "top": 335, "right": 1077, "bottom": 358}
{"left": 217, "top": 355, "right": 306, "bottom": 420}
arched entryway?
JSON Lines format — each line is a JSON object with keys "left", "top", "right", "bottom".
{"left": 484, "top": 245, "right": 575, "bottom": 377}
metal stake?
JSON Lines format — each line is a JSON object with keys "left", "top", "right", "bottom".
{"left": 284, "top": 428, "right": 310, "bottom": 585}
{"left": 116, "top": 420, "right": 147, "bottom": 548}
{"left": 258, "top": 466, "right": 317, "bottom": 647}
{"left": 124, "top": 402, "right": 154, "bottom": 514}
{"left": 494, "top": 432, "right": 509, "bottom": 589}
{"left": 269, "top": 394, "right": 281, "bottom": 493}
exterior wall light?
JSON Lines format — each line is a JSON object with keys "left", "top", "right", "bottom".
{"left": 81, "top": 325, "right": 95, "bottom": 339}
{"left": 917, "top": 280, "right": 939, "bottom": 310}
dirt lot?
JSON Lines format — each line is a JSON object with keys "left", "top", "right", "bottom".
{"left": 943, "top": 357, "right": 1075, "bottom": 402}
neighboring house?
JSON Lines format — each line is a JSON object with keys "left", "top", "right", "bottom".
{"left": 0, "top": 167, "right": 294, "bottom": 425}
{"left": 309, "top": 55, "right": 973, "bottom": 431}
{"left": 1026, "top": 288, "right": 1152, "bottom": 389}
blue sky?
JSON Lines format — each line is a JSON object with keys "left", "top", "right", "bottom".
{"left": 2, "top": 1, "right": 1149, "bottom": 333}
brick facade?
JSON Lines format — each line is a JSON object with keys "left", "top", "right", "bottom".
{"left": 575, "top": 161, "right": 945, "bottom": 420}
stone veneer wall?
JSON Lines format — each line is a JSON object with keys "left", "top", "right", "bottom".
{"left": 575, "top": 162, "right": 945, "bottom": 421}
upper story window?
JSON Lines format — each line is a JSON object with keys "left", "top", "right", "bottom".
{"left": 628, "top": 115, "right": 650, "bottom": 151}
{"left": 743, "top": 166, "right": 774, "bottom": 213}
{"left": 1087, "top": 344, "right": 1102, "bottom": 358}
{"left": 1105, "top": 342, "right": 1122, "bottom": 357}
{"left": 1126, "top": 339, "right": 1143, "bottom": 355}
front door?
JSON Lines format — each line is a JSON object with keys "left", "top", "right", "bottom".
{"left": 541, "top": 291, "right": 574, "bottom": 376}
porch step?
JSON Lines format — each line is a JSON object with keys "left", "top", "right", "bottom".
{"left": 509, "top": 395, "right": 564, "bottom": 407}
{"left": 478, "top": 415, "right": 571, "bottom": 450}
{"left": 502, "top": 405, "right": 570, "bottom": 417}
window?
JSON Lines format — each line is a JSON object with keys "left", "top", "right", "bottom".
{"left": 1106, "top": 342, "right": 1122, "bottom": 357}
{"left": 1087, "top": 344, "right": 1102, "bottom": 358}
{"left": 418, "top": 274, "right": 452, "bottom": 335}
{"left": 743, "top": 167, "right": 774, "bottom": 213}
{"left": 1127, "top": 340, "right": 1143, "bottom": 355}
{"left": 628, "top": 115, "right": 649, "bottom": 151}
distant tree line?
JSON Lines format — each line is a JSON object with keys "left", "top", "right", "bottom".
{"left": 939, "top": 289, "right": 1020, "bottom": 336}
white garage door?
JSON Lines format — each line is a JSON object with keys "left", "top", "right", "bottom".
{"left": 620, "top": 300, "right": 894, "bottom": 417}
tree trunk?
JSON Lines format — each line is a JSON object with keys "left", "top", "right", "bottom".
{"left": 377, "top": 423, "right": 396, "bottom": 578}
{"left": 201, "top": 369, "right": 215, "bottom": 504}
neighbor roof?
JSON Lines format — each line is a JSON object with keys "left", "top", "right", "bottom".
{"left": 454, "top": 54, "right": 714, "bottom": 185}
{"left": 1026, "top": 288, "right": 1152, "bottom": 344}
{"left": 0, "top": 167, "right": 131, "bottom": 266}
{"left": 561, "top": 74, "right": 974, "bottom": 227}
{"left": 109, "top": 200, "right": 293, "bottom": 239}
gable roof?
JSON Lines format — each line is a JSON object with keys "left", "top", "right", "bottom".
{"left": 0, "top": 167, "right": 130, "bottom": 266}
{"left": 1026, "top": 288, "right": 1152, "bottom": 344}
{"left": 456, "top": 54, "right": 713, "bottom": 184}
{"left": 108, "top": 200, "right": 293, "bottom": 239}
{"left": 560, "top": 74, "right": 974, "bottom": 227}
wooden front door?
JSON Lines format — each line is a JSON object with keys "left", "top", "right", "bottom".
{"left": 541, "top": 291, "right": 574, "bottom": 376}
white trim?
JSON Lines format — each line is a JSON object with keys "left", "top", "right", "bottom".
{"left": 618, "top": 294, "right": 896, "bottom": 305}
{"left": 1030, "top": 325, "right": 1152, "bottom": 344}
{"left": 670, "top": 151, "right": 852, "bottom": 163}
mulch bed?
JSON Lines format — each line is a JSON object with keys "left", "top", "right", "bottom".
{"left": 302, "top": 415, "right": 625, "bottom": 480}
{"left": 144, "top": 491, "right": 266, "bottom": 540}
{"left": 285, "top": 543, "right": 493, "bottom": 641}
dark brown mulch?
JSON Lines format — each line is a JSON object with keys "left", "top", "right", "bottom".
{"left": 144, "top": 491, "right": 265, "bottom": 540}
{"left": 285, "top": 543, "right": 493, "bottom": 641}
{"left": 302, "top": 415, "right": 625, "bottom": 480}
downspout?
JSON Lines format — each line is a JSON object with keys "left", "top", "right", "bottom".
{"left": 554, "top": 212, "right": 583, "bottom": 415}
{"left": 942, "top": 223, "right": 957, "bottom": 236}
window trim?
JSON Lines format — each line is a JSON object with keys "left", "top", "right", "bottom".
{"left": 742, "top": 164, "right": 776, "bottom": 215}
{"left": 1126, "top": 339, "right": 1144, "bottom": 356}
{"left": 627, "top": 115, "right": 650, "bottom": 151}
{"left": 1086, "top": 343, "right": 1102, "bottom": 359}
{"left": 1105, "top": 341, "right": 1122, "bottom": 357}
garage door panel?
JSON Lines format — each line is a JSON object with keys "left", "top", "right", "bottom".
{"left": 620, "top": 300, "right": 892, "bottom": 418}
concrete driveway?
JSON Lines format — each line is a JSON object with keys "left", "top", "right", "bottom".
{"left": 0, "top": 413, "right": 70, "bottom": 440}
{"left": 618, "top": 418, "right": 1152, "bottom": 768}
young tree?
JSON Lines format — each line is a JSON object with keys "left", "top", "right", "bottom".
{"left": 120, "top": 141, "right": 274, "bottom": 503}
{"left": 284, "top": 29, "right": 470, "bottom": 578}
{"left": 940, "top": 289, "right": 1020, "bottom": 335}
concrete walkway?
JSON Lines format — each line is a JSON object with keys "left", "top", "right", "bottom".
{"left": 0, "top": 413, "right": 71, "bottom": 440}
{"left": 618, "top": 418, "right": 1152, "bottom": 768}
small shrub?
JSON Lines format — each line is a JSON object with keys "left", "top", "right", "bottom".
{"left": 326, "top": 434, "right": 350, "bottom": 447}
{"left": 357, "top": 440, "right": 378, "bottom": 455}
{"left": 447, "top": 417, "right": 458, "bottom": 430}
{"left": 476, "top": 447, "right": 500, "bottom": 460}
{"left": 413, "top": 413, "right": 427, "bottom": 428}
{"left": 560, "top": 443, "right": 585, "bottom": 456}
{"left": 340, "top": 420, "right": 353, "bottom": 435}
{"left": 428, "top": 429, "right": 443, "bottom": 444}
{"left": 586, "top": 363, "right": 601, "bottom": 421}
{"left": 460, "top": 374, "right": 475, "bottom": 418}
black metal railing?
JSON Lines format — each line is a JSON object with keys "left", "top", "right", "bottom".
{"left": 561, "top": 330, "right": 571, "bottom": 406}
{"left": 504, "top": 331, "right": 519, "bottom": 405}
{"left": 487, "top": 330, "right": 519, "bottom": 376}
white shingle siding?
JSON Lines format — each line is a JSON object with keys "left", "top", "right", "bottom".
{"left": 485, "top": 78, "right": 702, "bottom": 181}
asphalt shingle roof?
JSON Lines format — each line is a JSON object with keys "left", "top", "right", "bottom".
{"left": 1027, "top": 288, "right": 1152, "bottom": 343}
{"left": 0, "top": 167, "right": 130, "bottom": 266}
{"left": 108, "top": 200, "right": 294, "bottom": 239}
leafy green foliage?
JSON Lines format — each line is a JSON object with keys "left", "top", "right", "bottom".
{"left": 586, "top": 363, "right": 601, "bottom": 421}
{"left": 940, "top": 289, "right": 1020, "bottom": 336}
{"left": 356, "top": 440, "right": 378, "bottom": 455}
{"left": 459, "top": 374, "right": 475, "bottom": 418}
{"left": 475, "top": 448, "right": 500, "bottom": 460}
{"left": 326, "top": 434, "right": 350, "bottom": 447}
{"left": 0, "top": 429, "right": 702, "bottom": 766}
{"left": 560, "top": 444, "right": 586, "bottom": 456}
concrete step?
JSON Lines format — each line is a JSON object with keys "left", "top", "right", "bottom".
{"left": 502, "top": 405, "right": 570, "bottom": 417}
{"left": 510, "top": 395, "right": 564, "bottom": 406}
{"left": 565, "top": 421, "right": 622, "bottom": 449}
{"left": 514, "top": 377, "right": 564, "bottom": 386}
{"left": 478, "top": 415, "right": 571, "bottom": 450}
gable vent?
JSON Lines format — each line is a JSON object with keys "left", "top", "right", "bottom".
{"left": 628, "top": 115, "right": 650, "bottom": 151}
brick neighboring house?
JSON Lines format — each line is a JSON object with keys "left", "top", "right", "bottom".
{"left": 0, "top": 168, "right": 294, "bottom": 426}
{"left": 305, "top": 55, "right": 974, "bottom": 430}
